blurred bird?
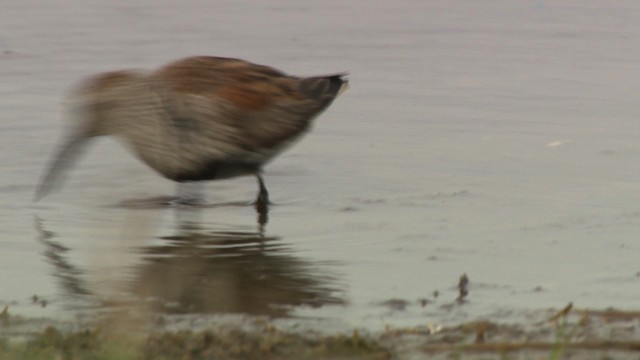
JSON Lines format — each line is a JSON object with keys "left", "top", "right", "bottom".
{"left": 35, "top": 56, "right": 348, "bottom": 216}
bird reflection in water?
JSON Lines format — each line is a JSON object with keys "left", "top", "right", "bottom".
{"left": 35, "top": 217, "right": 92, "bottom": 300}
{"left": 34, "top": 209, "right": 344, "bottom": 318}
{"left": 133, "top": 228, "right": 343, "bottom": 316}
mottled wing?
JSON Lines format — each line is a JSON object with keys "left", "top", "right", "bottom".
{"left": 149, "top": 56, "right": 347, "bottom": 181}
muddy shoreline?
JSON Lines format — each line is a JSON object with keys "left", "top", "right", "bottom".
{"left": 2, "top": 305, "right": 639, "bottom": 359}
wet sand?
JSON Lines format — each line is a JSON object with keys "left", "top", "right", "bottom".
{"left": 1, "top": 0, "right": 640, "bottom": 356}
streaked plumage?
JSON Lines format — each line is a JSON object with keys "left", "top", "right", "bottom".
{"left": 35, "top": 56, "right": 348, "bottom": 212}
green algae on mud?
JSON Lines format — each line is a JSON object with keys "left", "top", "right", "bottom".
{"left": 0, "top": 326, "right": 390, "bottom": 360}
{"left": 411, "top": 307, "right": 640, "bottom": 360}
{"left": 2, "top": 306, "right": 640, "bottom": 360}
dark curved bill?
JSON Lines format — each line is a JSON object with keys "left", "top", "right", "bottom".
{"left": 34, "top": 133, "right": 89, "bottom": 202}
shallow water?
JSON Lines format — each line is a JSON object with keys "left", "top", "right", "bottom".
{"left": 1, "top": 0, "right": 640, "bottom": 332}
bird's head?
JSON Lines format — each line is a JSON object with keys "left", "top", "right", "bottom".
{"left": 34, "top": 70, "right": 143, "bottom": 201}
{"left": 69, "top": 70, "right": 144, "bottom": 136}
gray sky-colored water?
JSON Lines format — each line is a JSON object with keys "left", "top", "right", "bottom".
{"left": 1, "top": 0, "right": 639, "bottom": 329}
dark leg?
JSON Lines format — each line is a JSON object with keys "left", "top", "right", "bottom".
{"left": 255, "top": 174, "right": 269, "bottom": 230}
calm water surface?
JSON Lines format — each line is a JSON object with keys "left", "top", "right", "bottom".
{"left": 1, "top": 0, "right": 639, "bottom": 331}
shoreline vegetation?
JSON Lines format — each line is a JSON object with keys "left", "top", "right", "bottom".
{"left": 1, "top": 305, "right": 639, "bottom": 359}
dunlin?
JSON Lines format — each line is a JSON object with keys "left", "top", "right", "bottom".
{"left": 35, "top": 56, "right": 348, "bottom": 217}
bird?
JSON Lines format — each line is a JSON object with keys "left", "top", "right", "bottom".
{"left": 34, "top": 56, "right": 348, "bottom": 219}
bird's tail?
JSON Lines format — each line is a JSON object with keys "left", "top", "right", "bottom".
{"left": 299, "top": 73, "right": 349, "bottom": 106}
{"left": 326, "top": 73, "right": 349, "bottom": 97}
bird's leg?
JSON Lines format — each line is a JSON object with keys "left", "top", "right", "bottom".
{"left": 254, "top": 174, "right": 269, "bottom": 230}
{"left": 173, "top": 181, "right": 205, "bottom": 206}
{"left": 255, "top": 174, "right": 270, "bottom": 205}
